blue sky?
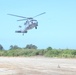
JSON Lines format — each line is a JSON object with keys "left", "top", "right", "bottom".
{"left": 0, "top": 0, "right": 76, "bottom": 49}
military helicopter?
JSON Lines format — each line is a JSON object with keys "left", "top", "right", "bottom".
{"left": 8, "top": 12, "right": 46, "bottom": 35}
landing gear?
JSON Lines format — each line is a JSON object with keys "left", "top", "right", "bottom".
{"left": 24, "top": 31, "right": 27, "bottom": 33}
{"left": 19, "top": 25, "right": 22, "bottom": 28}
{"left": 22, "top": 31, "right": 27, "bottom": 35}
{"left": 35, "top": 26, "right": 37, "bottom": 29}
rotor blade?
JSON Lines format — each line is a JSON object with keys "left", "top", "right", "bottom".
{"left": 17, "top": 17, "right": 33, "bottom": 21}
{"left": 33, "top": 12, "right": 46, "bottom": 18}
{"left": 7, "top": 14, "right": 27, "bottom": 18}
{"left": 17, "top": 19, "right": 27, "bottom": 21}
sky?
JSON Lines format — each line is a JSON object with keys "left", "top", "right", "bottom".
{"left": 0, "top": 0, "right": 76, "bottom": 49}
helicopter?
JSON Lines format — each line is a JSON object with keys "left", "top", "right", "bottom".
{"left": 8, "top": 12, "right": 46, "bottom": 35}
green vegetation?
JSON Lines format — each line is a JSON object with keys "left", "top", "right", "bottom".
{"left": 0, "top": 44, "right": 76, "bottom": 58}
{"left": 0, "top": 48, "right": 76, "bottom": 58}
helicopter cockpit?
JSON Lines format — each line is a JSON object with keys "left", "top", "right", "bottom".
{"left": 24, "top": 19, "right": 38, "bottom": 26}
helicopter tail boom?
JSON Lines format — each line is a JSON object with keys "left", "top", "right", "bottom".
{"left": 15, "top": 31, "right": 27, "bottom": 33}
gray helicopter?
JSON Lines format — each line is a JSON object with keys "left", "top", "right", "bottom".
{"left": 8, "top": 12, "right": 46, "bottom": 35}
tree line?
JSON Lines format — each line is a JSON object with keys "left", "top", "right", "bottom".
{"left": 0, "top": 44, "right": 37, "bottom": 50}
{"left": 0, "top": 48, "right": 76, "bottom": 58}
{"left": 0, "top": 44, "right": 76, "bottom": 58}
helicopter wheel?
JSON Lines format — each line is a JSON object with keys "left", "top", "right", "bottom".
{"left": 19, "top": 25, "right": 22, "bottom": 28}
{"left": 35, "top": 26, "right": 37, "bottom": 29}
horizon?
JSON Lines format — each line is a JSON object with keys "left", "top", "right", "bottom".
{"left": 0, "top": 0, "right": 76, "bottom": 49}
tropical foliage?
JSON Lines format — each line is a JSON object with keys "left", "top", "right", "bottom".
{"left": 0, "top": 44, "right": 76, "bottom": 58}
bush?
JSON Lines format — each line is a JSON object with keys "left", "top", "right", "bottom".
{"left": 47, "top": 47, "right": 52, "bottom": 50}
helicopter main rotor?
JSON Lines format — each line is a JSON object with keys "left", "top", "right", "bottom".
{"left": 7, "top": 12, "right": 46, "bottom": 21}
{"left": 7, "top": 14, "right": 27, "bottom": 18}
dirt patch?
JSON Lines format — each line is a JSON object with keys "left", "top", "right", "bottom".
{"left": 0, "top": 57, "right": 76, "bottom": 75}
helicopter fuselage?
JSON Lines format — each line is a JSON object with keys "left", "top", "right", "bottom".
{"left": 8, "top": 12, "right": 45, "bottom": 35}
{"left": 15, "top": 22, "right": 38, "bottom": 34}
